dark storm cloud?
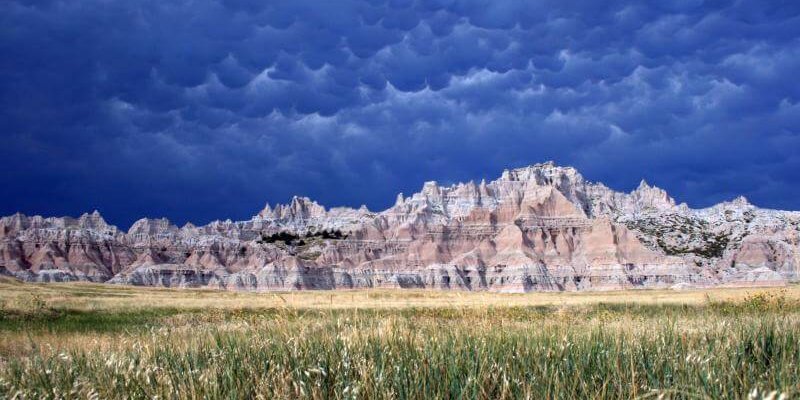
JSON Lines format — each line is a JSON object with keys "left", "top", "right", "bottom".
{"left": 1, "top": 0, "right": 799, "bottom": 227}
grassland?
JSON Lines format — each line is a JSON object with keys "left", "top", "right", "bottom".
{"left": 1, "top": 278, "right": 799, "bottom": 399}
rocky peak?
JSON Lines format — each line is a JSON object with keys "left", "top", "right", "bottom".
{"left": 476, "top": 179, "right": 492, "bottom": 199}
{"left": 128, "top": 218, "right": 179, "bottom": 236}
{"left": 1, "top": 212, "right": 29, "bottom": 230}
{"left": 706, "top": 195, "right": 756, "bottom": 214}
{"left": 77, "top": 210, "right": 114, "bottom": 232}
{"left": 731, "top": 196, "right": 752, "bottom": 208}
{"left": 257, "top": 196, "right": 328, "bottom": 222}
{"left": 630, "top": 180, "right": 676, "bottom": 211}
{"left": 251, "top": 196, "right": 374, "bottom": 234}
{"left": 261, "top": 197, "right": 329, "bottom": 219}
{"left": 421, "top": 181, "right": 441, "bottom": 197}
{"left": 0, "top": 212, "right": 30, "bottom": 238}
{"left": 495, "top": 162, "right": 592, "bottom": 214}
{"left": 257, "top": 203, "right": 273, "bottom": 219}
{"left": 499, "top": 161, "right": 585, "bottom": 187}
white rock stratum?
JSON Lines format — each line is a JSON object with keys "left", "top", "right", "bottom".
{"left": 1, "top": 162, "right": 798, "bottom": 291}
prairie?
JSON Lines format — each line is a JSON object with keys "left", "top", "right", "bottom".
{"left": 1, "top": 279, "right": 799, "bottom": 399}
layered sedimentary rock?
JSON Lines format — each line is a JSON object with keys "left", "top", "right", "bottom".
{"left": 2, "top": 162, "right": 798, "bottom": 291}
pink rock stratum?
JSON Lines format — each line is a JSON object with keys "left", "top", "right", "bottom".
{"left": 2, "top": 162, "right": 798, "bottom": 291}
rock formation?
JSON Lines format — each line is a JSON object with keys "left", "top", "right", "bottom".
{"left": 2, "top": 162, "right": 798, "bottom": 291}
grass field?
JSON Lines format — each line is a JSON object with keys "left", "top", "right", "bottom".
{"left": 1, "top": 278, "right": 799, "bottom": 399}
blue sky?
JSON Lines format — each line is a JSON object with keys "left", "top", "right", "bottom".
{"left": 2, "top": 0, "right": 799, "bottom": 228}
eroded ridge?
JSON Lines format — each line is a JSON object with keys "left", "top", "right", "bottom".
{"left": 2, "top": 162, "right": 798, "bottom": 291}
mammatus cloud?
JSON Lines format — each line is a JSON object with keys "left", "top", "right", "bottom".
{"left": 1, "top": 0, "right": 799, "bottom": 227}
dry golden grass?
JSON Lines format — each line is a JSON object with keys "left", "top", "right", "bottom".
{"left": 2, "top": 280, "right": 800, "bottom": 398}
{"left": 2, "top": 278, "right": 799, "bottom": 312}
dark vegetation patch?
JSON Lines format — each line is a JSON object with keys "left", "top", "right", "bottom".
{"left": 625, "top": 214, "right": 735, "bottom": 258}
{"left": 257, "top": 229, "right": 348, "bottom": 246}
{"left": 0, "top": 308, "right": 186, "bottom": 333}
{"left": 297, "top": 251, "right": 322, "bottom": 260}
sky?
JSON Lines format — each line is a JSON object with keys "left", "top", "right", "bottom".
{"left": 1, "top": 0, "right": 799, "bottom": 229}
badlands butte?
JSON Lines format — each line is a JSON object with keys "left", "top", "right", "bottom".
{"left": 2, "top": 162, "right": 799, "bottom": 292}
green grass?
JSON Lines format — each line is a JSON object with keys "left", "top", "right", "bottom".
{"left": 0, "top": 302, "right": 788, "bottom": 335}
{"left": 1, "top": 284, "right": 799, "bottom": 398}
{"left": 0, "top": 307, "right": 185, "bottom": 333}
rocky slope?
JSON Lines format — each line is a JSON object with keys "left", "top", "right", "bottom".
{"left": 2, "top": 162, "right": 798, "bottom": 291}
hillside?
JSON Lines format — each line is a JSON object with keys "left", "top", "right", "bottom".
{"left": 2, "top": 162, "right": 798, "bottom": 291}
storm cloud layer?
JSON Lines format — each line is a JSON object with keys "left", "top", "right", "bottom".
{"left": 2, "top": 0, "right": 799, "bottom": 228}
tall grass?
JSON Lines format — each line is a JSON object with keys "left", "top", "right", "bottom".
{"left": 1, "top": 300, "right": 799, "bottom": 399}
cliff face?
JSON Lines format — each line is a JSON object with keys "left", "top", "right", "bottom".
{"left": 2, "top": 162, "right": 798, "bottom": 291}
